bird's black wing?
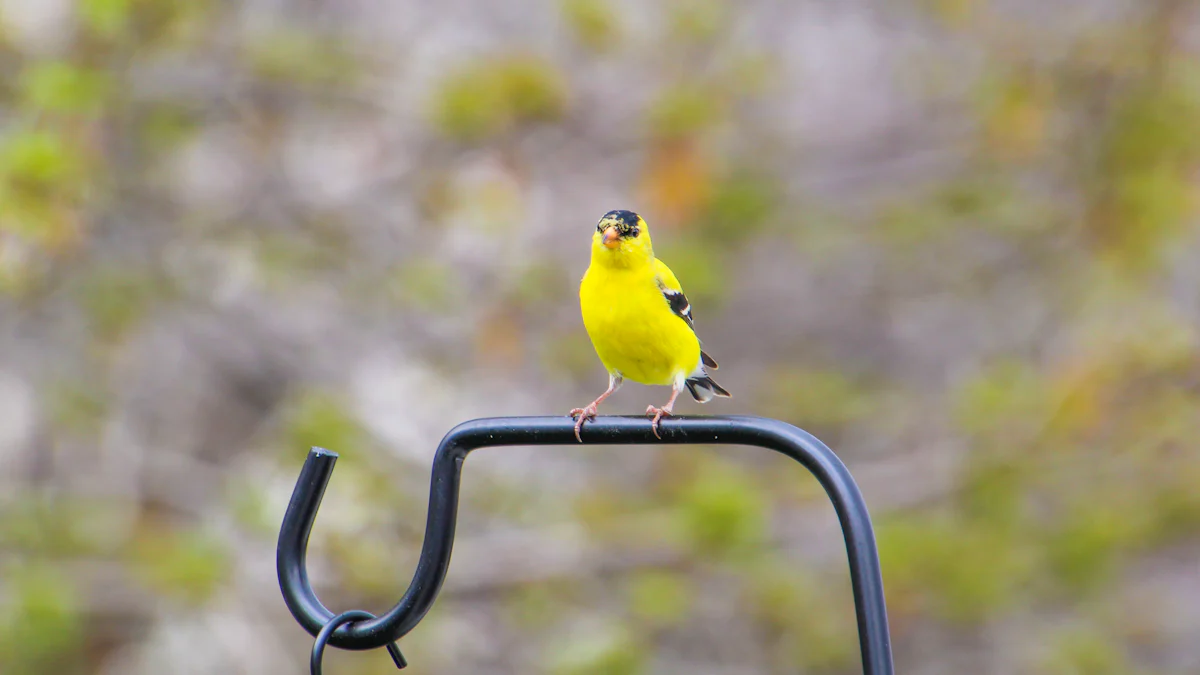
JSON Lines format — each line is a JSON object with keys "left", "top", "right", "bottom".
{"left": 657, "top": 279, "right": 718, "bottom": 369}
{"left": 660, "top": 284, "right": 694, "bottom": 330}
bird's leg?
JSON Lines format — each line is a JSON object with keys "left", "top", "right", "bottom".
{"left": 645, "top": 383, "right": 682, "bottom": 440}
{"left": 570, "top": 373, "right": 623, "bottom": 442}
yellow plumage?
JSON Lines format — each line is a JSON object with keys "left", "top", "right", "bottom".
{"left": 571, "top": 210, "right": 729, "bottom": 440}
{"left": 580, "top": 257, "right": 700, "bottom": 386}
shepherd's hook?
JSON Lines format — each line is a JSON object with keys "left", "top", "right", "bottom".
{"left": 277, "top": 415, "right": 894, "bottom": 674}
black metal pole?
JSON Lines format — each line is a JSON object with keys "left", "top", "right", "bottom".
{"left": 276, "top": 415, "right": 894, "bottom": 675}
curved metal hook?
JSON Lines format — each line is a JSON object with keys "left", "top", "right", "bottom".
{"left": 277, "top": 415, "right": 894, "bottom": 675}
{"left": 311, "top": 610, "right": 406, "bottom": 674}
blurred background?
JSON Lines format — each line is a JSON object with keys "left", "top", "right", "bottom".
{"left": 1, "top": 0, "right": 1199, "bottom": 673}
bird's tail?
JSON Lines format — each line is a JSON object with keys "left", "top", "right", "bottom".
{"left": 685, "top": 372, "right": 731, "bottom": 403}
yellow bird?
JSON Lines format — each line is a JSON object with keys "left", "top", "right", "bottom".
{"left": 571, "top": 209, "right": 730, "bottom": 441}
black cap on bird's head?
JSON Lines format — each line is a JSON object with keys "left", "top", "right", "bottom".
{"left": 595, "top": 209, "right": 645, "bottom": 249}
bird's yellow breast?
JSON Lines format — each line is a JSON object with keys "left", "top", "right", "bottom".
{"left": 579, "top": 262, "right": 701, "bottom": 386}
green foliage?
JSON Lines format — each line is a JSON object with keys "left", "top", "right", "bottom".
{"left": 78, "top": 269, "right": 165, "bottom": 343}
{"left": 1037, "top": 625, "right": 1133, "bottom": 675}
{"left": 645, "top": 83, "right": 723, "bottom": 141}
{"left": 254, "top": 231, "right": 346, "bottom": 282}
{"left": 572, "top": 483, "right": 664, "bottom": 545}
{"left": 78, "top": 0, "right": 133, "bottom": 39}
{"left": 952, "top": 360, "right": 1054, "bottom": 528}
{"left": 129, "top": 527, "right": 231, "bottom": 605}
{"left": 878, "top": 514, "right": 1034, "bottom": 622}
{"left": 140, "top": 105, "right": 201, "bottom": 153}
{"left": 1098, "top": 81, "right": 1200, "bottom": 175}
{"left": 758, "top": 367, "right": 876, "bottom": 433}
{"left": 921, "top": 0, "right": 976, "bottom": 25}
{"left": 946, "top": 317, "right": 1200, "bottom": 608}
{"left": 560, "top": 0, "right": 622, "bottom": 52}
{"left": 246, "top": 29, "right": 360, "bottom": 85}
{"left": 875, "top": 174, "right": 1033, "bottom": 249}
{"left": 277, "top": 389, "right": 406, "bottom": 511}
{"left": 1043, "top": 501, "right": 1143, "bottom": 596}
{"left": 953, "top": 360, "right": 1050, "bottom": 442}
{"left": 510, "top": 260, "right": 572, "bottom": 311}
{"left": 226, "top": 487, "right": 270, "bottom": 535}
{"left": 673, "top": 457, "right": 768, "bottom": 557}
{"left": 0, "top": 566, "right": 83, "bottom": 675}
{"left": 717, "top": 52, "right": 776, "bottom": 97}
{"left": 0, "top": 497, "right": 114, "bottom": 557}
{"left": 547, "top": 625, "right": 646, "bottom": 675}
{"left": 889, "top": 176, "right": 1069, "bottom": 271}
{"left": 21, "top": 62, "right": 111, "bottom": 115}
{"left": 957, "top": 451, "right": 1026, "bottom": 530}
{"left": 45, "top": 379, "right": 108, "bottom": 437}
{"left": 227, "top": 481, "right": 276, "bottom": 537}
{"left": 505, "top": 584, "right": 571, "bottom": 631}
{"left": 744, "top": 560, "right": 857, "bottom": 672}
{"left": 390, "top": 259, "right": 463, "bottom": 312}
{"left": 666, "top": 0, "right": 727, "bottom": 44}
{"left": 1086, "top": 72, "right": 1200, "bottom": 273}
{"left": 282, "top": 390, "right": 366, "bottom": 462}
{"left": 499, "top": 60, "right": 569, "bottom": 125}
{"left": 694, "top": 170, "right": 778, "bottom": 245}
{"left": 874, "top": 198, "right": 951, "bottom": 248}
{"left": 975, "top": 66, "right": 1051, "bottom": 159}
{"left": 0, "top": 130, "right": 86, "bottom": 196}
{"left": 1100, "top": 163, "right": 1194, "bottom": 269}
{"left": 0, "top": 128, "right": 90, "bottom": 274}
{"left": 327, "top": 533, "right": 408, "bottom": 597}
{"left": 126, "top": 0, "right": 216, "bottom": 50}
{"left": 1147, "top": 468, "right": 1200, "bottom": 542}
{"left": 936, "top": 177, "right": 1011, "bottom": 221}
{"left": 432, "top": 54, "right": 568, "bottom": 142}
{"left": 627, "top": 570, "right": 691, "bottom": 628}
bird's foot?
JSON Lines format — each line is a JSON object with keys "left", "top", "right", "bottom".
{"left": 569, "top": 403, "right": 599, "bottom": 442}
{"left": 645, "top": 405, "right": 673, "bottom": 439}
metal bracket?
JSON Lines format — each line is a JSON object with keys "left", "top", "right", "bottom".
{"left": 277, "top": 415, "right": 894, "bottom": 674}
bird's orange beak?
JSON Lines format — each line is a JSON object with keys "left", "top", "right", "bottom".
{"left": 601, "top": 226, "right": 620, "bottom": 249}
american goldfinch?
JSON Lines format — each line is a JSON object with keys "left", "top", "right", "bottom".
{"left": 570, "top": 209, "right": 730, "bottom": 441}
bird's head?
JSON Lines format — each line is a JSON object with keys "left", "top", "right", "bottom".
{"left": 592, "top": 209, "right": 652, "bottom": 265}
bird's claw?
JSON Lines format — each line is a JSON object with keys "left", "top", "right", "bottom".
{"left": 569, "top": 404, "right": 598, "bottom": 442}
{"left": 645, "top": 405, "right": 672, "bottom": 439}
